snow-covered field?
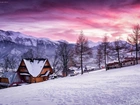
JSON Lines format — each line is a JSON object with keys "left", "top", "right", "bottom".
{"left": 1, "top": 65, "right": 140, "bottom": 105}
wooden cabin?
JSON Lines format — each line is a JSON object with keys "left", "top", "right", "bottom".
{"left": 17, "top": 58, "right": 53, "bottom": 83}
{"left": 106, "top": 57, "right": 140, "bottom": 70}
{"left": 122, "top": 59, "right": 135, "bottom": 66}
{"left": 122, "top": 57, "right": 140, "bottom": 66}
{"left": 0, "top": 71, "right": 21, "bottom": 87}
{"left": 106, "top": 62, "right": 120, "bottom": 70}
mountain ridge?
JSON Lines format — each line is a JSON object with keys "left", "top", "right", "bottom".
{"left": 0, "top": 29, "right": 101, "bottom": 69}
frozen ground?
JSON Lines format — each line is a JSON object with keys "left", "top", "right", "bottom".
{"left": 1, "top": 65, "right": 140, "bottom": 105}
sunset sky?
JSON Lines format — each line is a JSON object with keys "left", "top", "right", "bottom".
{"left": 0, "top": 0, "right": 140, "bottom": 42}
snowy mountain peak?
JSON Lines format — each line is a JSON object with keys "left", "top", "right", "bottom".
{"left": 88, "top": 41, "right": 101, "bottom": 48}
{"left": 0, "top": 30, "right": 58, "bottom": 47}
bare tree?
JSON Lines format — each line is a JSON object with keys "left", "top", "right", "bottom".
{"left": 3, "top": 56, "right": 10, "bottom": 72}
{"left": 95, "top": 44, "right": 104, "bottom": 69}
{"left": 75, "top": 31, "right": 92, "bottom": 74}
{"left": 36, "top": 39, "right": 41, "bottom": 58}
{"left": 56, "top": 42, "right": 72, "bottom": 76}
{"left": 52, "top": 51, "right": 59, "bottom": 73}
{"left": 102, "top": 36, "right": 109, "bottom": 70}
{"left": 127, "top": 24, "right": 140, "bottom": 64}
{"left": 112, "top": 39, "right": 127, "bottom": 67}
{"left": 3, "top": 55, "right": 17, "bottom": 72}
{"left": 9, "top": 56, "right": 17, "bottom": 70}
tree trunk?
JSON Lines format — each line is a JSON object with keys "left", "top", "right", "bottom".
{"left": 81, "top": 43, "right": 83, "bottom": 74}
{"left": 105, "top": 45, "right": 107, "bottom": 71}
{"left": 81, "top": 50, "right": 83, "bottom": 74}
{"left": 105, "top": 55, "right": 107, "bottom": 71}
{"left": 117, "top": 50, "right": 122, "bottom": 67}
{"left": 136, "top": 43, "right": 138, "bottom": 64}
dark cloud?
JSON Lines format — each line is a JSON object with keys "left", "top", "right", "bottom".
{"left": 0, "top": 0, "right": 139, "bottom": 15}
{"left": 38, "top": 0, "right": 140, "bottom": 10}
{"left": 132, "top": 0, "right": 140, "bottom": 4}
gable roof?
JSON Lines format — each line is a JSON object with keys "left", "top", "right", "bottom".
{"left": 23, "top": 59, "right": 47, "bottom": 77}
{"left": 0, "top": 71, "right": 21, "bottom": 87}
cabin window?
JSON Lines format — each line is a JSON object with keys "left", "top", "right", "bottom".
{"left": 44, "top": 66, "right": 50, "bottom": 68}
{"left": 20, "top": 66, "right": 26, "bottom": 68}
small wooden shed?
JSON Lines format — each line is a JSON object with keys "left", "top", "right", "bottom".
{"left": 122, "top": 59, "right": 135, "bottom": 66}
{"left": 17, "top": 58, "right": 53, "bottom": 83}
{"left": 106, "top": 62, "right": 120, "bottom": 70}
{"left": 0, "top": 71, "right": 21, "bottom": 87}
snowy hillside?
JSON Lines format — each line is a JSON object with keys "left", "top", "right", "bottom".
{"left": 0, "top": 65, "right": 140, "bottom": 105}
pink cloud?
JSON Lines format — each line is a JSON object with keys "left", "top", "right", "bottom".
{"left": 0, "top": 0, "right": 140, "bottom": 43}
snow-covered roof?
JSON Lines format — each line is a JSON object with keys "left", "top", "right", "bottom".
{"left": 23, "top": 59, "right": 47, "bottom": 77}
{"left": 1, "top": 71, "right": 21, "bottom": 86}
{"left": 69, "top": 67, "right": 79, "bottom": 71}
{"left": 107, "top": 60, "right": 119, "bottom": 64}
{"left": 2, "top": 71, "right": 16, "bottom": 84}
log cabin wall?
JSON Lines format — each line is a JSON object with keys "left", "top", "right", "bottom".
{"left": 34, "top": 77, "right": 44, "bottom": 83}
{"left": 39, "top": 60, "right": 53, "bottom": 76}
{"left": 17, "top": 60, "right": 30, "bottom": 83}
{"left": 44, "top": 60, "right": 53, "bottom": 73}
{"left": 0, "top": 78, "right": 9, "bottom": 83}
{"left": 18, "top": 60, "right": 28, "bottom": 73}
